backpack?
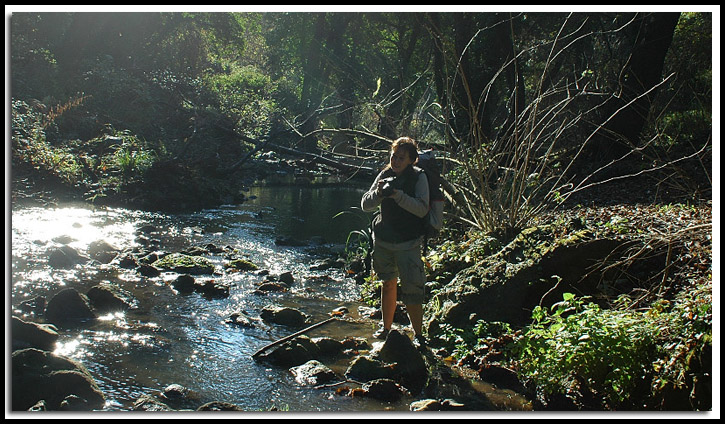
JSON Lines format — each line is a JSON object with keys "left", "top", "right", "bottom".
{"left": 417, "top": 149, "right": 445, "bottom": 239}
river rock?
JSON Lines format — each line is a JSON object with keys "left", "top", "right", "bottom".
{"left": 274, "top": 236, "right": 306, "bottom": 246}
{"left": 88, "top": 239, "right": 119, "bottom": 264}
{"left": 289, "top": 360, "right": 338, "bottom": 386}
{"left": 278, "top": 271, "right": 295, "bottom": 285}
{"left": 311, "top": 337, "right": 345, "bottom": 357}
{"left": 28, "top": 400, "right": 47, "bottom": 411}
{"left": 44, "top": 288, "right": 97, "bottom": 326}
{"left": 225, "top": 258, "right": 259, "bottom": 272}
{"left": 204, "top": 243, "right": 225, "bottom": 254}
{"left": 47, "top": 245, "right": 89, "bottom": 268}
{"left": 362, "top": 378, "right": 409, "bottom": 402}
{"left": 370, "top": 329, "right": 428, "bottom": 394}
{"left": 255, "top": 281, "right": 289, "bottom": 294}
{"left": 17, "top": 295, "right": 46, "bottom": 317}
{"left": 87, "top": 281, "right": 138, "bottom": 312}
{"left": 12, "top": 348, "right": 105, "bottom": 411}
{"left": 260, "top": 305, "right": 309, "bottom": 327}
{"left": 172, "top": 274, "right": 196, "bottom": 294}
{"left": 11, "top": 316, "right": 59, "bottom": 351}
{"left": 344, "top": 356, "right": 395, "bottom": 382}
{"left": 310, "top": 257, "right": 346, "bottom": 271}
{"left": 194, "top": 279, "right": 230, "bottom": 298}
{"left": 138, "top": 263, "right": 161, "bottom": 277}
{"left": 182, "top": 245, "right": 208, "bottom": 256}
{"left": 152, "top": 252, "right": 215, "bottom": 275}
{"left": 114, "top": 252, "right": 139, "bottom": 269}
{"left": 138, "top": 250, "right": 164, "bottom": 265}
{"left": 133, "top": 394, "right": 173, "bottom": 411}
{"left": 341, "top": 336, "right": 370, "bottom": 352}
{"left": 160, "top": 383, "right": 202, "bottom": 409}
{"left": 258, "top": 336, "right": 320, "bottom": 368}
{"left": 226, "top": 310, "right": 256, "bottom": 328}
{"left": 59, "top": 394, "right": 90, "bottom": 411}
{"left": 52, "top": 234, "right": 76, "bottom": 244}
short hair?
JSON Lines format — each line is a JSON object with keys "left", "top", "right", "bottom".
{"left": 391, "top": 137, "right": 418, "bottom": 162}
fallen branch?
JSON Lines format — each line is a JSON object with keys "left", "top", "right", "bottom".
{"left": 251, "top": 317, "right": 338, "bottom": 360}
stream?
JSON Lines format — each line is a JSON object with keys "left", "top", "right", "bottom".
{"left": 11, "top": 184, "right": 531, "bottom": 412}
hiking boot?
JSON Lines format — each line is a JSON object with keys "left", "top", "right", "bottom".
{"left": 373, "top": 327, "right": 390, "bottom": 340}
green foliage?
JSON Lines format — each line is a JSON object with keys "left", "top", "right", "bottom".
{"left": 203, "top": 64, "right": 277, "bottom": 139}
{"left": 11, "top": 99, "right": 83, "bottom": 185}
{"left": 648, "top": 282, "right": 712, "bottom": 409}
{"left": 434, "top": 320, "right": 514, "bottom": 362}
{"left": 511, "top": 287, "right": 712, "bottom": 409}
{"left": 514, "top": 294, "right": 658, "bottom": 407}
{"left": 334, "top": 207, "right": 373, "bottom": 261}
{"left": 657, "top": 109, "right": 711, "bottom": 150}
{"left": 114, "top": 144, "right": 156, "bottom": 178}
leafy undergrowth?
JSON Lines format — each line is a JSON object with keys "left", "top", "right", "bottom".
{"left": 427, "top": 200, "right": 713, "bottom": 411}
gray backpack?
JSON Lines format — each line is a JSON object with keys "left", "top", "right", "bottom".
{"left": 417, "top": 149, "right": 445, "bottom": 238}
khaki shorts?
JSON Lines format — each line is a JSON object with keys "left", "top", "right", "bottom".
{"left": 372, "top": 241, "right": 426, "bottom": 305}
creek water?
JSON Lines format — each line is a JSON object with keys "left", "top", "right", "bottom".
{"left": 11, "top": 184, "right": 531, "bottom": 413}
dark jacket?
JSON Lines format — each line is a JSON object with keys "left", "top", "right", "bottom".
{"left": 371, "top": 166, "right": 427, "bottom": 243}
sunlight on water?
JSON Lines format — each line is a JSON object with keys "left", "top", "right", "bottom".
{"left": 12, "top": 206, "right": 141, "bottom": 254}
{"left": 54, "top": 336, "right": 85, "bottom": 358}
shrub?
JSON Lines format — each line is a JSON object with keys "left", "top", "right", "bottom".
{"left": 511, "top": 288, "right": 712, "bottom": 410}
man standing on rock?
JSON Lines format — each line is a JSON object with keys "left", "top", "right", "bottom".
{"left": 361, "top": 137, "right": 429, "bottom": 349}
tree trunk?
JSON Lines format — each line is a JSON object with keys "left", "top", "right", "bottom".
{"left": 589, "top": 12, "right": 680, "bottom": 162}
{"left": 299, "top": 13, "right": 329, "bottom": 152}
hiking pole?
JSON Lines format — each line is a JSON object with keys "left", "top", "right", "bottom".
{"left": 251, "top": 316, "right": 338, "bottom": 360}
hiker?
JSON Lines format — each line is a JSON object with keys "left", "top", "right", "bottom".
{"left": 361, "top": 136, "right": 429, "bottom": 348}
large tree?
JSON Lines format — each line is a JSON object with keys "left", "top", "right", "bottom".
{"left": 588, "top": 12, "right": 681, "bottom": 162}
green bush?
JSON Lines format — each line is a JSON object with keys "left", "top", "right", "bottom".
{"left": 513, "top": 293, "right": 658, "bottom": 407}
{"left": 204, "top": 64, "right": 277, "bottom": 139}
{"left": 511, "top": 286, "right": 712, "bottom": 409}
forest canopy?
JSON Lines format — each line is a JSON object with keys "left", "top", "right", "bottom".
{"left": 10, "top": 7, "right": 713, "bottom": 228}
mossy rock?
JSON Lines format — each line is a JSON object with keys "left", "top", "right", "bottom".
{"left": 225, "top": 258, "right": 259, "bottom": 272}
{"left": 425, "top": 224, "right": 626, "bottom": 331}
{"left": 151, "top": 253, "right": 214, "bottom": 275}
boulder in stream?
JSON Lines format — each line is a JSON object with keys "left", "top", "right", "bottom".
{"left": 47, "top": 245, "right": 89, "bottom": 269}
{"left": 260, "top": 305, "right": 309, "bottom": 327}
{"left": 344, "top": 355, "right": 396, "bottom": 382}
{"left": 290, "top": 360, "right": 338, "bottom": 386}
{"left": 44, "top": 288, "right": 97, "bottom": 326}
{"left": 12, "top": 348, "right": 105, "bottom": 411}
{"left": 225, "top": 258, "right": 259, "bottom": 272}
{"left": 257, "top": 335, "right": 320, "bottom": 368}
{"left": 11, "top": 316, "right": 59, "bottom": 351}
{"left": 151, "top": 252, "right": 215, "bottom": 275}
{"left": 87, "top": 239, "right": 119, "bottom": 264}
{"left": 87, "top": 281, "right": 138, "bottom": 312}
{"left": 362, "top": 378, "right": 410, "bottom": 402}
{"left": 370, "top": 329, "right": 428, "bottom": 394}
{"left": 410, "top": 398, "right": 467, "bottom": 411}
